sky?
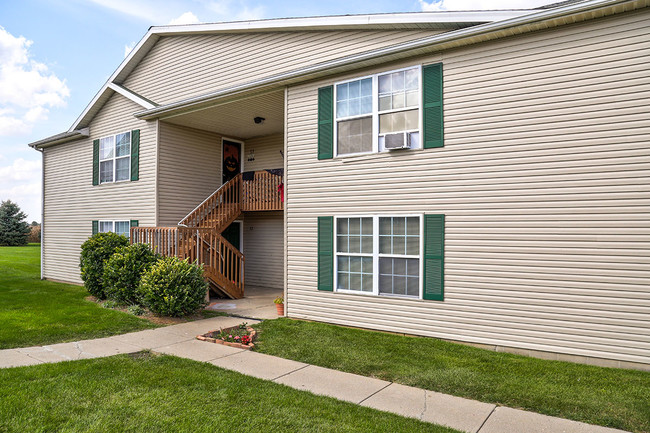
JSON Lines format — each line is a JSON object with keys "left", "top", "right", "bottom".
{"left": 0, "top": 0, "right": 557, "bottom": 222}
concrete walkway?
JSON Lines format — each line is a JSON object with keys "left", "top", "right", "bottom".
{"left": 0, "top": 315, "right": 629, "bottom": 433}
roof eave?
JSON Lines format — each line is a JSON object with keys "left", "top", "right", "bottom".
{"left": 28, "top": 128, "right": 90, "bottom": 149}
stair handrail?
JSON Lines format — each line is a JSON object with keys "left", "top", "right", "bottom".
{"left": 178, "top": 173, "right": 242, "bottom": 227}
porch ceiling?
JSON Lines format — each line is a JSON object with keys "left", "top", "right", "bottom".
{"left": 162, "top": 89, "right": 284, "bottom": 139}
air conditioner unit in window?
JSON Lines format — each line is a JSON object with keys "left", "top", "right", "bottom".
{"left": 384, "top": 132, "right": 411, "bottom": 150}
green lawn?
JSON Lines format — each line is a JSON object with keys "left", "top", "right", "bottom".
{"left": 0, "top": 245, "right": 156, "bottom": 349}
{"left": 254, "top": 319, "right": 650, "bottom": 433}
{"left": 0, "top": 353, "right": 459, "bottom": 433}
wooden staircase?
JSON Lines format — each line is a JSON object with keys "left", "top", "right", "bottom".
{"left": 131, "top": 170, "right": 283, "bottom": 299}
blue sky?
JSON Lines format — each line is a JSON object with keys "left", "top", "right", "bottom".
{"left": 0, "top": 0, "right": 555, "bottom": 222}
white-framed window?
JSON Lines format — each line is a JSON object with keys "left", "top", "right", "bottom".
{"left": 334, "top": 66, "right": 421, "bottom": 156}
{"left": 99, "top": 131, "right": 131, "bottom": 183}
{"left": 99, "top": 220, "right": 131, "bottom": 238}
{"left": 335, "top": 215, "right": 422, "bottom": 298}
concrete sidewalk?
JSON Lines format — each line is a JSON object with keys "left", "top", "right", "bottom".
{"left": 0, "top": 315, "right": 630, "bottom": 433}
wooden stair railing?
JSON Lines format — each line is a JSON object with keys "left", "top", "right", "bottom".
{"left": 179, "top": 174, "right": 242, "bottom": 231}
{"left": 131, "top": 169, "right": 283, "bottom": 300}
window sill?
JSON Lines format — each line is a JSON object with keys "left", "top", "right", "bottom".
{"left": 332, "top": 289, "right": 423, "bottom": 301}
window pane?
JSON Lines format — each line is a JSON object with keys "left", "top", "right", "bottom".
{"left": 391, "top": 71, "right": 405, "bottom": 92}
{"left": 337, "top": 235, "right": 348, "bottom": 253}
{"left": 99, "top": 160, "right": 113, "bottom": 183}
{"left": 378, "top": 74, "right": 391, "bottom": 94}
{"left": 337, "top": 256, "right": 349, "bottom": 272}
{"left": 362, "top": 218, "right": 373, "bottom": 235}
{"left": 406, "top": 217, "right": 419, "bottom": 235}
{"left": 379, "top": 235, "right": 391, "bottom": 254}
{"left": 337, "top": 218, "right": 348, "bottom": 235}
{"left": 379, "top": 257, "right": 419, "bottom": 296}
{"left": 115, "top": 157, "right": 130, "bottom": 181}
{"left": 115, "top": 132, "right": 131, "bottom": 157}
{"left": 379, "top": 95, "right": 391, "bottom": 111}
{"left": 348, "top": 235, "right": 361, "bottom": 253}
{"left": 379, "top": 218, "right": 391, "bottom": 236}
{"left": 99, "top": 221, "right": 113, "bottom": 233}
{"left": 405, "top": 109, "right": 419, "bottom": 130}
{"left": 392, "top": 236, "right": 405, "bottom": 255}
{"left": 350, "top": 257, "right": 362, "bottom": 273}
{"left": 99, "top": 136, "right": 114, "bottom": 160}
{"left": 362, "top": 257, "right": 373, "bottom": 273}
{"left": 405, "top": 68, "right": 419, "bottom": 90}
{"left": 406, "top": 90, "right": 419, "bottom": 107}
{"left": 406, "top": 237, "right": 419, "bottom": 255}
{"left": 337, "top": 273, "right": 349, "bottom": 290}
{"left": 393, "top": 218, "right": 405, "bottom": 235}
{"left": 337, "top": 117, "right": 372, "bottom": 155}
{"left": 349, "top": 218, "right": 360, "bottom": 235}
{"left": 336, "top": 83, "right": 348, "bottom": 101}
{"left": 392, "top": 93, "right": 405, "bottom": 109}
{"left": 350, "top": 273, "right": 361, "bottom": 291}
{"left": 115, "top": 221, "right": 130, "bottom": 237}
{"left": 337, "top": 101, "right": 349, "bottom": 118}
{"left": 361, "top": 274, "right": 373, "bottom": 292}
{"left": 336, "top": 78, "right": 371, "bottom": 119}
{"left": 361, "top": 236, "right": 373, "bottom": 254}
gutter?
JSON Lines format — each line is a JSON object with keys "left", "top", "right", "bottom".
{"left": 134, "top": 0, "right": 642, "bottom": 121}
{"left": 28, "top": 128, "right": 90, "bottom": 150}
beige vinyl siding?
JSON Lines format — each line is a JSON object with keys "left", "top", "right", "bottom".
{"left": 243, "top": 133, "right": 284, "bottom": 172}
{"left": 243, "top": 211, "right": 284, "bottom": 289}
{"left": 285, "top": 9, "right": 650, "bottom": 366}
{"left": 157, "top": 122, "right": 222, "bottom": 226}
{"left": 123, "top": 30, "right": 444, "bottom": 105}
{"left": 42, "top": 93, "right": 156, "bottom": 284}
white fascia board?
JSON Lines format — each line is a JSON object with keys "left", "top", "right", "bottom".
{"left": 149, "top": 10, "right": 536, "bottom": 35}
{"left": 136, "top": 0, "right": 638, "bottom": 120}
{"left": 107, "top": 83, "right": 156, "bottom": 109}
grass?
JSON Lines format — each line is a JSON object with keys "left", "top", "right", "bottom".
{"left": 0, "top": 244, "right": 157, "bottom": 349}
{"left": 254, "top": 319, "right": 650, "bottom": 433}
{"left": 0, "top": 353, "right": 459, "bottom": 433}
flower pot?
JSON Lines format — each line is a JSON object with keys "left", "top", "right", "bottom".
{"left": 276, "top": 303, "right": 284, "bottom": 316}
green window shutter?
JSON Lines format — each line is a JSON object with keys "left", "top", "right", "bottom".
{"left": 423, "top": 214, "right": 445, "bottom": 301}
{"left": 130, "top": 220, "right": 139, "bottom": 227}
{"left": 423, "top": 63, "right": 444, "bottom": 149}
{"left": 92, "top": 139, "right": 99, "bottom": 185}
{"left": 317, "top": 216, "right": 334, "bottom": 291}
{"left": 317, "top": 86, "right": 334, "bottom": 160}
{"left": 92, "top": 220, "right": 98, "bottom": 236}
{"left": 130, "top": 129, "right": 140, "bottom": 181}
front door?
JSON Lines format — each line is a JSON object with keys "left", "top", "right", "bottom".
{"left": 222, "top": 139, "right": 242, "bottom": 183}
{"left": 222, "top": 221, "right": 241, "bottom": 251}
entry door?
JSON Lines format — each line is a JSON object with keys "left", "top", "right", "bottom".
{"left": 222, "top": 221, "right": 241, "bottom": 251}
{"left": 222, "top": 139, "right": 242, "bottom": 183}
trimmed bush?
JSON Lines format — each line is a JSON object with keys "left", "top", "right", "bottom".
{"left": 103, "top": 243, "right": 160, "bottom": 304}
{"left": 79, "top": 232, "right": 129, "bottom": 299}
{"left": 137, "top": 257, "right": 208, "bottom": 317}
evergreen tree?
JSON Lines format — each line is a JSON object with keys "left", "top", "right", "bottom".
{"left": 0, "top": 200, "right": 31, "bottom": 246}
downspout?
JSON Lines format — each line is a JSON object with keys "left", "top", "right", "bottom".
{"left": 283, "top": 86, "right": 288, "bottom": 317}
{"left": 35, "top": 146, "right": 44, "bottom": 280}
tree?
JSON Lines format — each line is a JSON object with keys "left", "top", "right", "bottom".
{"left": 0, "top": 200, "right": 31, "bottom": 246}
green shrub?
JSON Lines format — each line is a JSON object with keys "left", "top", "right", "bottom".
{"left": 126, "top": 304, "right": 146, "bottom": 316}
{"left": 137, "top": 257, "right": 208, "bottom": 317}
{"left": 103, "top": 243, "right": 160, "bottom": 304}
{"left": 80, "top": 232, "right": 129, "bottom": 299}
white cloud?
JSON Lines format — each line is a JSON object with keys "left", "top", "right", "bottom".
{"left": 419, "top": 0, "right": 555, "bottom": 10}
{"left": 0, "top": 27, "right": 69, "bottom": 137}
{"left": 124, "top": 41, "right": 137, "bottom": 58}
{"left": 0, "top": 157, "right": 41, "bottom": 222}
{"left": 205, "top": 1, "right": 265, "bottom": 21}
{"left": 169, "top": 11, "right": 201, "bottom": 25}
